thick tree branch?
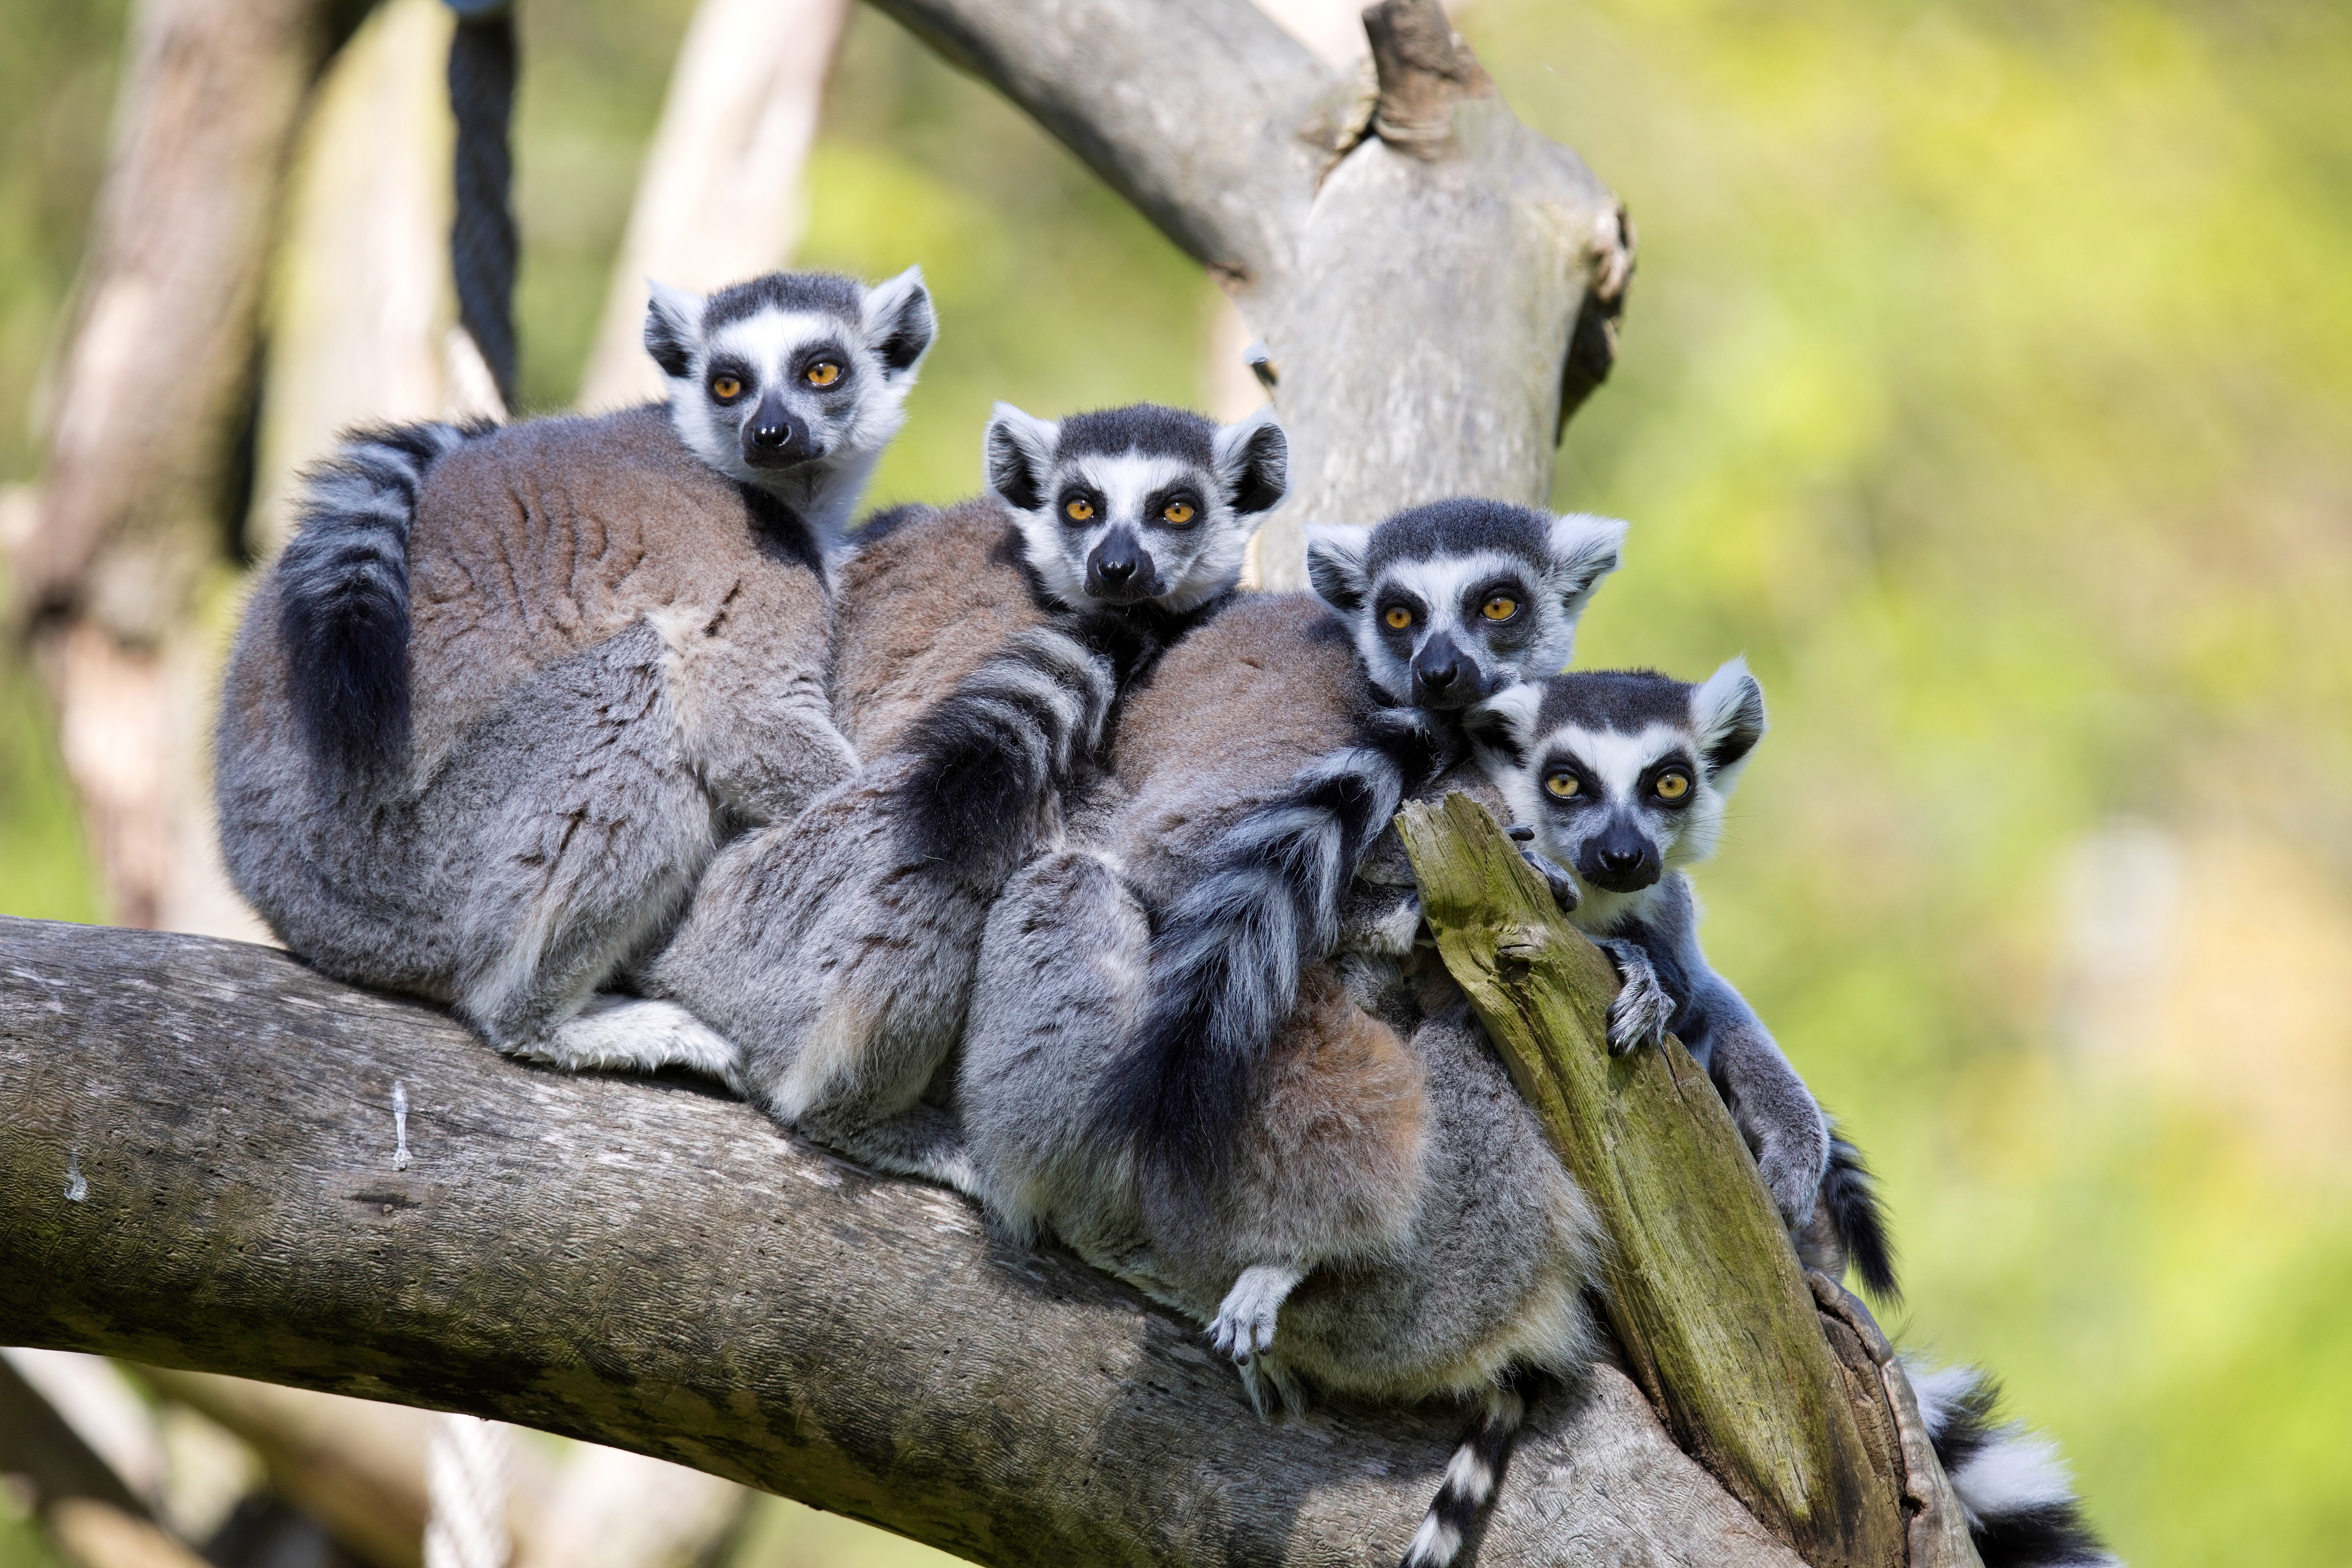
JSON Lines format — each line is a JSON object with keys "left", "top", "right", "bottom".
{"left": 863, "top": 0, "right": 1336, "bottom": 284}
{"left": 2, "top": 916, "right": 1809, "bottom": 1568}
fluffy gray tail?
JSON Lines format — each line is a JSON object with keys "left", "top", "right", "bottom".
{"left": 1400, "top": 1376, "right": 1530, "bottom": 1568}
{"left": 1096, "top": 709, "right": 1450, "bottom": 1198}
{"left": 277, "top": 421, "right": 484, "bottom": 771}
{"left": 1910, "top": 1360, "right": 2120, "bottom": 1568}
{"left": 891, "top": 626, "right": 1117, "bottom": 890}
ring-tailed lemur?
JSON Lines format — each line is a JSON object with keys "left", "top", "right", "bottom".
{"left": 1092, "top": 499, "right": 1627, "bottom": 1212}
{"left": 635, "top": 402, "right": 1289, "bottom": 1188}
{"left": 959, "top": 501, "right": 1627, "bottom": 1566}
{"left": 1466, "top": 663, "right": 1889, "bottom": 1294}
{"left": 215, "top": 268, "right": 935, "bottom": 1069}
{"left": 965, "top": 857, "right": 1601, "bottom": 1568}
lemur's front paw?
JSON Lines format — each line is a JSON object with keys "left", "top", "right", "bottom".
{"left": 1756, "top": 1138, "right": 1829, "bottom": 1233}
{"left": 1594, "top": 938, "right": 1674, "bottom": 1056}
{"left": 1507, "top": 825, "right": 1580, "bottom": 912}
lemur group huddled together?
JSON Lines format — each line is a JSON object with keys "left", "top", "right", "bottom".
{"left": 216, "top": 269, "right": 2116, "bottom": 1568}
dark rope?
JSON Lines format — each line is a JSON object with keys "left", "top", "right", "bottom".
{"left": 446, "top": 0, "right": 518, "bottom": 406}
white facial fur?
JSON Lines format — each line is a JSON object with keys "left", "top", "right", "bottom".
{"left": 649, "top": 267, "right": 934, "bottom": 543}
{"left": 985, "top": 402, "right": 1281, "bottom": 614}
{"left": 1305, "top": 511, "right": 1626, "bottom": 708}
{"left": 1475, "top": 658, "right": 1764, "bottom": 931}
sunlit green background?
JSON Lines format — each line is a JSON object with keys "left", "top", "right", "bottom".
{"left": 6, "top": 1, "right": 2350, "bottom": 1563}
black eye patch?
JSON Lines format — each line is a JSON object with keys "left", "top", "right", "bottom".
{"left": 1143, "top": 484, "right": 1205, "bottom": 529}
{"left": 1374, "top": 592, "right": 1427, "bottom": 637}
{"left": 1056, "top": 486, "right": 1107, "bottom": 526}
{"left": 1535, "top": 753, "right": 1598, "bottom": 804}
{"left": 793, "top": 342, "right": 852, "bottom": 387}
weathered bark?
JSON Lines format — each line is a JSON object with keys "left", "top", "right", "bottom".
{"left": 8, "top": 0, "right": 362, "bottom": 932}
{"left": 867, "top": 0, "right": 1632, "bottom": 586}
{"left": 1396, "top": 794, "right": 1979, "bottom": 1568}
{"left": 0, "top": 915, "right": 1811, "bottom": 1568}
{"left": 576, "top": 0, "right": 851, "bottom": 411}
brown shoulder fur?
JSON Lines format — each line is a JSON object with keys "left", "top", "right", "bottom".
{"left": 1105, "top": 592, "right": 1374, "bottom": 907}
{"left": 829, "top": 496, "right": 1045, "bottom": 758}
{"left": 404, "top": 405, "right": 830, "bottom": 768}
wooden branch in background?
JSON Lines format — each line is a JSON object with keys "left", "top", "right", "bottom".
{"left": 0, "top": 915, "right": 1813, "bottom": 1568}
{"left": 1397, "top": 793, "right": 1978, "bottom": 1568}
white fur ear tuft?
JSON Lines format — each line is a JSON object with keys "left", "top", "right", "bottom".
{"left": 1693, "top": 656, "right": 1768, "bottom": 791}
{"left": 1212, "top": 403, "right": 1289, "bottom": 514}
{"left": 983, "top": 402, "right": 1059, "bottom": 513}
{"left": 643, "top": 281, "right": 705, "bottom": 379}
{"left": 1303, "top": 523, "right": 1371, "bottom": 612}
{"left": 861, "top": 266, "right": 938, "bottom": 378}
{"left": 1545, "top": 512, "right": 1629, "bottom": 607}
{"left": 1470, "top": 679, "right": 1545, "bottom": 757}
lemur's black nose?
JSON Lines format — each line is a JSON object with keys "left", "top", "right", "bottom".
{"left": 744, "top": 392, "right": 808, "bottom": 464}
{"left": 1598, "top": 849, "right": 1644, "bottom": 877}
{"left": 1097, "top": 555, "right": 1135, "bottom": 583}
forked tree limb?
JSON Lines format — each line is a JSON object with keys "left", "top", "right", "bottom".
{"left": 1, "top": 914, "right": 1813, "bottom": 1568}
{"left": 867, "top": 0, "right": 1634, "bottom": 586}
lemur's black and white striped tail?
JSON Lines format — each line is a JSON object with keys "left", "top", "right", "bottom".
{"left": 278, "top": 421, "right": 486, "bottom": 771}
{"left": 892, "top": 626, "right": 1118, "bottom": 889}
{"left": 1910, "top": 1360, "right": 2120, "bottom": 1568}
{"left": 1822, "top": 1123, "right": 1900, "bottom": 1303}
{"left": 1096, "top": 708, "right": 1456, "bottom": 1197}
{"left": 1400, "top": 1376, "right": 1530, "bottom": 1568}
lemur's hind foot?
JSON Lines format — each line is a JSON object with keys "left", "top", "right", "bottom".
{"left": 1210, "top": 1263, "right": 1305, "bottom": 1419}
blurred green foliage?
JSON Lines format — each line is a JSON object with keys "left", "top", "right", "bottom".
{"left": 5, "top": 0, "right": 2351, "bottom": 1564}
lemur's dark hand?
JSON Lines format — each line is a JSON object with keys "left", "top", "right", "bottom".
{"left": 1507, "top": 825, "right": 1580, "bottom": 913}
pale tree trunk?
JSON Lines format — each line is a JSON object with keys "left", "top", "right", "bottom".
{"left": 7, "top": 0, "right": 361, "bottom": 934}
{"left": 575, "top": 0, "right": 852, "bottom": 412}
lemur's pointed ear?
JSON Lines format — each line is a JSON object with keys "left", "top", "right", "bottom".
{"left": 861, "top": 267, "right": 937, "bottom": 379}
{"left": 983, "top": 403, "right": 1058, "bottom": 512}
{"left": 643, "top": 281, "right": 704, "bottom": 378}
{"left": 1544, "top": 512, "right": 1628, "bottom": 614}
{"left": 1693, "top": 657, "right": 1767, "bottom": 791}
{"left": 1465, "top": 679, "right": 1544, "bottom": 766}
{"left": 1303, "top": 523, "right": 1371, "bottom": 612}
{"left": 1211, "top": 404, "right": 1288, "bottom": 514}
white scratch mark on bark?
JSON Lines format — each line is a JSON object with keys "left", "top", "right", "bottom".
{"left": 394, "top": 1081, "right": 414, "bottom": 1171}
{"left": 64, "top": 1149, "right": 87, "bottom": 1201}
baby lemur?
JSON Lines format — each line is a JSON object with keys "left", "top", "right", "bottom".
{"left": 216, "top": 268, "right": 934, "bottom": 1067}
{"left": 1469, "top": 664, "right": 1895, "bottom": 1297}
{"left": 636, "top": 401, "right": 1288, "bottom": 1187}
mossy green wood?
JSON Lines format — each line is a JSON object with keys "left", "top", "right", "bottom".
{"left": 1397, "top": 792, "right": 1904, "bottom": 1568}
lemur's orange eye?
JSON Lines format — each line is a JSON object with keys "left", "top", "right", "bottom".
{"left": 1482, "top": 595, "right": 1517, "bottom": 621}
{"left": 1065, "top": 497, "right": 1095, "bottom": 522}
{"left": 1383, "top": 606, "right": 1413, "bottom": 631}
{"left": 710, "top": 374, "right": 743, "bottom": 401}
{"left": 1162, "top": 501, "right": 1195, "bottom": 525}
{"left": 804, "top": 362, "right": 841, "bottom": 387}
{"left": 1654, "top": 771, "right": 1691, "bottom": 801}
{"left": 1546, "top": 773, "right": 1581, "bottom": 798}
